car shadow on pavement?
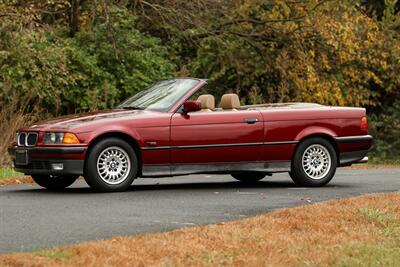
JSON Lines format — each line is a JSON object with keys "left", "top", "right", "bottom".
{"left": 5, "top": 180, "right": 352, "bottom": 194}
{"left": 128, "top": 181, "right": 297, "bottom": 191}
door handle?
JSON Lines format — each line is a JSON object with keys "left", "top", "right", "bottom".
{"left": 244, "top": 118, "right": 258, "bottom": 124}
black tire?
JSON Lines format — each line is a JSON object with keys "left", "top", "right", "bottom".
{"left": 290, "top": 137, "right": 337, "bottom": 187}
{"left": 231, "top": 172, "right": 266, "bottom": 183}
{"left": 84, "top": 138, "right": 138, "bottom": 192}
{"left": 32, "top": 175, "right": 78, "bottom": 190}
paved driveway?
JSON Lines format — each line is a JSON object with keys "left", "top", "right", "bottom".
{"left": 1, "top": 168, "right": 399, "bottom": 253}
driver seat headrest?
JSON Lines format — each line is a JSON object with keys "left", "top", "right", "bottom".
{"left": 220, "top": 94, "right": 240, "bottom": 110}
{"left": 197, "top": 94, "right": 215, "bottom": 112}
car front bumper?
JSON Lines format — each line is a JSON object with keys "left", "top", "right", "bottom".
{"left": 8, "top": 146, "right": 86, "bottom": 176}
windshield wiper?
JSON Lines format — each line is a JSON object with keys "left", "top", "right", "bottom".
{"left": 121, "top": 106, "right": 144, "bottom": 110}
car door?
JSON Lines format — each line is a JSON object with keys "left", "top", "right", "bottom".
{"left": 170, "top": 110, "right": 264, "bottom": 172}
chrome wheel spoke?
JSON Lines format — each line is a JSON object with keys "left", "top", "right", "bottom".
{"left": 96, "top": 146, "right": 131, "bottom": 185}
{"left": 301, "top": 144, "right": 331, "bottom": 180}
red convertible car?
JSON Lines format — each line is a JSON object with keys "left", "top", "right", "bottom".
{"left": 9, "top": 78, "right": 372, "bottom": 192}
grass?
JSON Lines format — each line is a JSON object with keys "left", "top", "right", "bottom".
{"left": 0, "top": 167, "right": 22, "bottom": 180}
{"left": 33, "top": 249, "right": 72, "bottom": 260}
{"left": 336, "top": 208, "right": 400, "bottom": 266}
{"left": 349, "top": 157, "right": 400, "bottom": 169}
{"left": 368, "top": 157, "right": 400, "bottom": 165}
{"left": 351, "top": 164, "right": 400, "bottom": 169}
{"left": 0, "top": 167, "right": 31, "bottom": 186}
{"left": 0, "top": 193, "right": 399, "bottom": 267}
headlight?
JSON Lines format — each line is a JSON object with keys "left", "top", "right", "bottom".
{"left": 42, "top": 132, "right": 64, "bottom": 144}
{"left": 42, "top": 132, "right": 80, "bottom": 144}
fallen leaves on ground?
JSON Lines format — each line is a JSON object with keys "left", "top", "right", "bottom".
{"left": 1, "top": 193, "right": 399, "bottom": 267}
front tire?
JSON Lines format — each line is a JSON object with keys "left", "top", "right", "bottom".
{"left": 84, "top": 138, "right": 138, "bottom": 192}
{"left": 231, "top": 172, "right": 266, "bottom": 183}
{"left": 289, "top": 137, "right": 337, "bottom": 187}
{"left": 32, "top": 175, "right": 78, "bottom": 190}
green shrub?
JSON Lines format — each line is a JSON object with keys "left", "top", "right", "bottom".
{"left": 0, "top": 5, "right": 176, "bottom": 115}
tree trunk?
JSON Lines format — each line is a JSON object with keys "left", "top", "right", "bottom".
{"left": 69, "top": 0, "right": 80, "bottom": 37}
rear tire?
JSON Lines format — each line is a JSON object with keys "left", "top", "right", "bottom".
{"left": 290, "top": 137, "right": 337, "bottom": 187}
{"left": 84, "top": 138, "right": 138, "bottom": 192}
{"left": 231, "top": 172, "right": 266, "bottom": 183}
{"left": 32, "top": 175, "right": 78, "bottom": 190}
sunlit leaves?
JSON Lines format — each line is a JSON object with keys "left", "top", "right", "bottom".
{"left": 186, "top": 1, "right": 399, "bottom": 110}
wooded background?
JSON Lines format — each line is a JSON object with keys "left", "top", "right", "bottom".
{"left": 0, "top": 0, "right": 399, "bottom": 166}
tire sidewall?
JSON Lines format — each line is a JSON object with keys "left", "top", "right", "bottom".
{"left": 85, "top": 138, "right": 138, "bottom": 192}
{"left": 31, "top": 175, "right": 78, "bottom": 190}
{"left": 291, "top": 137, "right": 337, "bottom": 187}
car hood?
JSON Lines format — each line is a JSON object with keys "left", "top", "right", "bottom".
{"left": 22, "top": 109, "right": 151, "bottom": 132}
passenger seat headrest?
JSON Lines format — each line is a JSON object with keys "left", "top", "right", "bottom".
{"left": 197, "top": 94, "right": 215, "bottom": 110}
{"left": 220, "top": 94, "right": 240, "bottom": 110}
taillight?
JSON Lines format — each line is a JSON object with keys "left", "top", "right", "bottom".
{"left": 361, "top": 116, "right": 368, "bottom": 130}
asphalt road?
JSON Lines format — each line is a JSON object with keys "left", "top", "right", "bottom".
{"left": 1, "top": 168, "right": 399, "bottom": 253}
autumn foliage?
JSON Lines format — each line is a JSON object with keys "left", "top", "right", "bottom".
{"left": 0, "top": 0, "right": 399, "bottom": 163}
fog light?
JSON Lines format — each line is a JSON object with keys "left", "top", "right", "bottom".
{"left": 51, "top": 163, "right": 64, "bottom": 171}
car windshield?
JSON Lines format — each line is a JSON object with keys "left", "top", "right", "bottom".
{"left": 117, "top": 78, "right": 200, "bottom": 112}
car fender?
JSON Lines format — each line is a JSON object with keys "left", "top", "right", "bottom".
{"left": 85, "top": 125, "right": 144, "bottom": 147}
{"left": 294, "top": 126, "right": 338, "bottom": 142}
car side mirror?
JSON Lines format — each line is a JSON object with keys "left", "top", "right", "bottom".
{"left": 182, "top": 100, "right": 202, "bottom": 114}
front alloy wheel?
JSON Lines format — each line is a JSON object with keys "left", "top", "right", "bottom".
{"left": 84, "top": 138, "right": 138, "bottom": 192}
{"left": 97, "top": 146, "right": 131, "bottom": 185}
{"left": 289, "top": 137, "right": 337, "bottom": 187}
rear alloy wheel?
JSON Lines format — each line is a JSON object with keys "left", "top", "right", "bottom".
{"left": 289, "top": 137, "right": 337, "bottom": 187}
{"left": 84, "top": 138, "right": 138, "bottom": 192}
{"left": 231, "top": 172, "right": 266, "bottom": 183}
{"left": 32, "top": 175, "right": 78, "bottom": 190}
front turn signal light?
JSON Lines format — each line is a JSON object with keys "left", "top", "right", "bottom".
{"left": 361, "top": 116, "right": 368, "bottom": 130}
{"left": 63, "top": 133, "right": 80, "bottom": 144}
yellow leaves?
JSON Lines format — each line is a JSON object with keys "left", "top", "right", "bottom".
{"left": 279, "top": 2, "right": 292, "bottom": 17}
{"left": 367, "top": 71, "right": 384, "bottom": 87}
{"left": 306, "top": 65, "right": 318, "bottom": 84}
{"left": 320, "top": 54, "right": 331, "bottom": 71}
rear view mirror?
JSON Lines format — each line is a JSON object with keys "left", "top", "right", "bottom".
{"left": 182, "top": 100, "right": 202, "bottom": 113}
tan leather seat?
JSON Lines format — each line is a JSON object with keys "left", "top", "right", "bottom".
{"left": 220, "top": 93, "right": 240, "bottom": 111}
{"left": 197, "top": 94, "right": 215, "bottom": 112}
